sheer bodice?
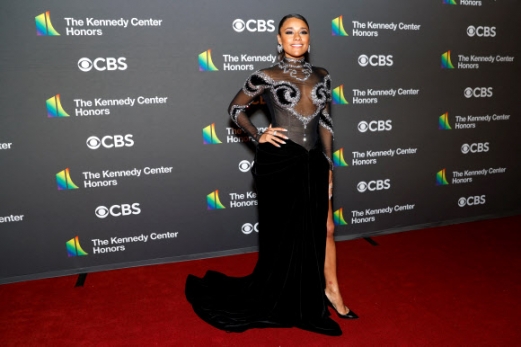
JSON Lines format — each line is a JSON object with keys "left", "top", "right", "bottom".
{"left": 228, "top": 58, "right": 334, "bottom": 168}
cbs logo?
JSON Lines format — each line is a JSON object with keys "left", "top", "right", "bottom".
{"left": 86, "top": 135, "right": 134, "bottom": 150}
{"left": 357, "top": 179, "right": 391, "bottom": 193}
{"left": 238, "top": 160, "right": 254, "bottom": 172}
{"left": 232, "top": 19, "right": 275, "bottom": 33}
{"left": 467, "top": 26, "right": 496, "bottom": 37}
{"left": 464, "top": 87, "right": 493, "bottom": 98}
{"left": 241, "top": 222, "right": 259, "bottom": 234}
{"left": 95, "top": 203, "right": 141, "bottom": 219}
{"left": 358, "top": 55, "right": 393, "bottom": 67}
{"left": 461, "top": 143, "right": 489, "bottom": 154}
{"left": 458, "top": 195, "right": 486, "bottom": 207}
{"left": 78, "top": 57, "right": 127, "bottom": 72}
{"left": 358, "top": 120, "right": 392, "bottom": 133}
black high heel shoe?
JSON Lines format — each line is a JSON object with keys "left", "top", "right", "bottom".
{"left": 325, "top": 297, "right": 359, "bottom": 320}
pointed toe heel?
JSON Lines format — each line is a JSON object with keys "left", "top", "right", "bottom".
{"left": 326, "top": 297, "right": 359, "bottom": 320}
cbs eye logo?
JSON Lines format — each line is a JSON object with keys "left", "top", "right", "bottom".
{"left": 357, "top": 120, "right": 392, "bottom": 133}
{"left": 357, "top": 179, "right": 391, "bottom": 193}
{"left": 467, "top": 26, "right": 496, "bottom": 37}
{"left": 95, "top": 203, "right": 141, "bottom": 218}
{"left": 232, "top": 19, "right": 275, "bottom": 32}
{"left": 358, "top": 54, "right": 393, "bottom": 67}
{"left": 78, "top": 57, "right": 127, "bottom": 72}
{"left": 461, "top": 143, "right": 489, "bottom": 154}
{"left": 95, "top": 206, "right": 110, "bottom": 218}
{"left": 238, "top": 160, "right": 254, "bottom": 172}
{"left": 86, "top": 135, "right": 134, "bottom": 149}
{"left": 458, "top": 195, "right": 486, "bottom": 207}
{"left": 357, "top": 181, "right": 368, "bottom": 192}
{"left": 241, "top": 222, "right": 259, "bottom": 234}
{"left": 464, "top": 87, "right": 493, "bottom": 98}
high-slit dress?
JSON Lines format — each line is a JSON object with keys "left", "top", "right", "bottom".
{"left": 185, "top": 57, "right": 340, "bottom": 336}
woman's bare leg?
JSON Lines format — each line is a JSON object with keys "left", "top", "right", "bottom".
{"left": 324, "top": 199, "right": 350, "bottom": 314}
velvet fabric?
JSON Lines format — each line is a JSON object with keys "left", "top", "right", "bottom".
{"left": 185, "top": 140, "right": 341, "bottom": 336}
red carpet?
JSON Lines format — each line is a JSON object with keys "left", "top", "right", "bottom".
{"left": 1, "top": 216, "right": 520, "bottom": 346}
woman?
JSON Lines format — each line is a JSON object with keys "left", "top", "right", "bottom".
{"left": 185, "top": 14, "right": 356, "bottom": 336}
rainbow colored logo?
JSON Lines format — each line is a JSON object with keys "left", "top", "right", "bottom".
{"left": 207, "top": 190, "right": 226, "bottom": 210}
{"left": 203, "top": 123, "right": 222, "bottom": 144}
{"left": 47, "top": 94, "right": 70, "bottom": 118}
{"left": 436, "top": 169, "right": 449, "bottom": 185}
{"left": 443, "top": 0, "right": 457, "bottom": 5}
{"left": 333, "top": 148, "right": 348, "bottom": 167}
{"left": 441, "top": 51, "right": 455, "bottom": 69}
{"left": 56, "top": 168, "right": 79, "bottom": 190}
{"left": 439, "top": 112, "right": 452, "bottom": 130}
{"left": 199, "top": 49, "right": 219, "bottom": 71}
{"left": 332, "top": 85, "right": 348, "bottom": 105}
{"left": 66, "top": 236, "right": 88, "bottom": 257}
{"left": 35, "top": 11, "right": 60, "bottom": 36}
{"left": 332, "top": 16, "right": 348, "bottom": 36}
{"left": 334, "top": 208, "right": 348, "bottom": 226}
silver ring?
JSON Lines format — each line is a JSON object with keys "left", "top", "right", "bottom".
{"left": 273, "top": 130, "right": 277, "bottom": 136}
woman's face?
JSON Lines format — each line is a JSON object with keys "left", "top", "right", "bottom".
{"left": 277, "top": 18, "right": 310, "bottom": 60}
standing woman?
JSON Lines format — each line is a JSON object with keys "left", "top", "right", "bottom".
{"left": 186, "top": 14, "right": 355, "bottom": 336}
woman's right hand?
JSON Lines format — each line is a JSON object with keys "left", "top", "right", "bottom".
{"left": 259, "top": 124, "right": 288, "bottom": 147}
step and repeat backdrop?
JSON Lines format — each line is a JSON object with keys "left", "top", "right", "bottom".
{"left": 1, "top": 0, "right": 520, "bottom": 284}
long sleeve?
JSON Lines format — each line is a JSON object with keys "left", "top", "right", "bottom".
{"left": 318, "top": 75, "right": 334, "bottom": 170}
{"left": 228, "top": 72, "right": 271, "bottom": 144}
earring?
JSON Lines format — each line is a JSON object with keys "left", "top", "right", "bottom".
{"left": 308, "top": 45, "right": 311, "bottom": 53}
{"left": 277, "top": 44, "right": 283, "bottom": 54}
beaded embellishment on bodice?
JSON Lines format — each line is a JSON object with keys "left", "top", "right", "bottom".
{"left": 228, "top": 58, "right": 334, "bottom": 168}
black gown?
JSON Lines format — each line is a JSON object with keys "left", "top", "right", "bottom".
{"left": 185, "top": 57, "right": 340, "bottom": 336}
